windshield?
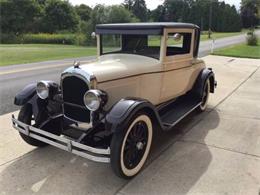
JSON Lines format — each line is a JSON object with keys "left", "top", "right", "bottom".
{"left": 100, "top": 34, "right": 161, "bottom": 59}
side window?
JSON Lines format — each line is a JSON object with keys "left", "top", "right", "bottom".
{"left": 166, "top": 33, "right": 192, "bottom": 56}
{"left": 101, "top": 34, "right": 121, "bottom": 54}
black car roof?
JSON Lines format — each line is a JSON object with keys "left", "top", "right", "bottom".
{"left": 96, "top": 22, "right": 200, "bottom": 35}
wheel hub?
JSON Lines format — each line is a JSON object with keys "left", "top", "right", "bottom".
{"left": 136, "top": 142, "right": 144, "bottom": 150}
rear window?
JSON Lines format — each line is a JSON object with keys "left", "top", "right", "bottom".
{"left": 166, "top": 33, "right": 192, "bottom": 56}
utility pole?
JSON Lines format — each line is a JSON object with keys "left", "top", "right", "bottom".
{"left": 208, "top": 0, "right": 213, "bottom": 39}
{"left": 201, "top": 17, "right": 204, "bottom": 31}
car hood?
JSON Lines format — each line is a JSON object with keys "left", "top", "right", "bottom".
{"left": 77, "top": 54, "right": 161, "bottom": 83}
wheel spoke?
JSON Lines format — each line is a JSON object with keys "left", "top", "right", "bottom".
{"left": 123, "top": 120, "right": 149, "bottom": 169}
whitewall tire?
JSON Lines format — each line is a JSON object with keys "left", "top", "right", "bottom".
{"left": 197, "top": 79, "right": 210, "bottom": 112}
{"left": 110, "top": 113, "right": 153, "bottom": 179}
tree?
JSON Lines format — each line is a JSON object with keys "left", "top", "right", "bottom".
{"left": 241, "top": 0, "right": 259, "bottom": 28}
{"left": 132, "top": 0, "right": 148, "bottom": 22}
{"left": 0, "top": 0, "right": 42, "bottom": 33}
{"left": 91, "top": 4, "right": 137, "bottom": 28}
{"left": 41, "top": 0, "right": 79, "bottom": 33}
{"left": 124, "top": 0, "right": 148, "bottom": 22}
{"left": 108, "top": 5, "right": 136, "bottom": 23}
{"left": 163, "top": 0, "right": 191, "bottom": 22}
{"left": 150, "top": 0, "right": 242, "bottom": 32}
{"left": 75, "top": 4, "right": 92, "bottom": 22}
{"left": 151, "top": 5, "right": 166, "bottom": 22}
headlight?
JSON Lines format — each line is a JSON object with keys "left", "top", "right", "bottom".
{"left": 36, "top": 81, "right": 49, "bottom": 99}
{"left": 83, "top": 90, "right": 106, "bottom": 111}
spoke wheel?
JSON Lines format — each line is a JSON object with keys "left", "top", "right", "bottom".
{"left": 110, "top": 113, "right": 153, "bottom": 179}
{"left": 123, "top": 121, "right": 148, "bottom": 169}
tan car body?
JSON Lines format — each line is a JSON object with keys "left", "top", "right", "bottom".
{"left": 78, "top": 28, "right": 205, "bottom": 110}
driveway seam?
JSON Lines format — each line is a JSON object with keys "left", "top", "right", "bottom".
{"left": 178, "top": 139, "right": 260, "bottom": 159}
{"left": 114, "top": 120, "right": 206, "bottom": 195}
{"left": 114, "top": 64, "right": 260, "bottom": 195}
{"left": 212, "top": 65, "right": 260, "bottom": 111}
{"left": 0, "top": 148, "right": 40, "bottom": 167}
{"left": 216, "top": 111, "right": 260, "bottom": 121}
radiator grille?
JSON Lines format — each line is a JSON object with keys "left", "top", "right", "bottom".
{"left": 62, "top": 75, "right": 90, "bottom": 122}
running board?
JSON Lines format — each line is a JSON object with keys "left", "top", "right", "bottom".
{"left": 159, "top": 94, "right": 202, "bottom": 130}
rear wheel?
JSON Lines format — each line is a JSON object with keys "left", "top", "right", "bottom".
{"left": 18, "top": 104, "right": 47, "bottom": 147}
{"left": 197, "top": 79, "right": 210, "bottom": 112}
{"left": 110, "top": 113, "right": 153, "bottom": 179}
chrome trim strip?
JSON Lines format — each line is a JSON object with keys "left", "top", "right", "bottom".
{"left": 61, "top": 66, "right": 97, "bottom": 89}
{"left": 72, "top": 141, "right": 110, "bottom": 155}
{"left": 12, "top": 115, "right": 110, "bottom": 163}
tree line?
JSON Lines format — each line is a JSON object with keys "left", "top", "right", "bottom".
{"left": 0, "top": 0, "right": 259, "bottom": 36}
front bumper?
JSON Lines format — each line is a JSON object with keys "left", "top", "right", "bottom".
{"left": 12, "top": 115, "right": 110, "bottom": 163}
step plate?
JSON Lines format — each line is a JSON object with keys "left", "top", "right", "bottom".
{"left": 160, "top": 94, "right": 201, "bottom": 127}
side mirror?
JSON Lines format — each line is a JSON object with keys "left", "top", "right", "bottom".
{"left": 91, "top": 32, "right": 96, "bottom": 39}
{"left": 168, "top": 33, "right": 182, "bottom": 42}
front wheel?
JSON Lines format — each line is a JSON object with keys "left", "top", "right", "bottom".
{"left": 110, "top": 113, "right": 153, "bottom": 179}
{"left": 18, "top": 104, "right": 48, "bottom": 147}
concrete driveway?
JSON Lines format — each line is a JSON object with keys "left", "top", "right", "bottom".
{"left": 0, "top": 55, "right": 260, "bottom": 194}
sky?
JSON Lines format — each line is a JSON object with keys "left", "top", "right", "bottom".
{"left": 69, "top": 0, "right": 241, "bottom": 10}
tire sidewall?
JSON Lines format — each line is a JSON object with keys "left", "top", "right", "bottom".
{"left": 199, "top": 79, "right": 210, "bottom": 111}
{"left": 18, "top": 104, "right": 47, "bottom": 147}
{"left": 18, "top": 104, "right": 32, "bottom": 124}
{"left": 110, "top": 113, "right": 153, "bottom": 178}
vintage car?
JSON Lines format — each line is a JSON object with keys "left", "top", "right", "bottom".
{"left": 12, "top": 22, "right": 216, "bottom": 178}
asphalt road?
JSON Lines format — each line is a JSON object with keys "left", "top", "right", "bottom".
{"left": 0, "top": 31, "right": 259, "bottom": 115}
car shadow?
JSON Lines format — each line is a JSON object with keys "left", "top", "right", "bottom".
{"left": 138, "top": 108, "right": 220, "bottom": 194}
{"left": 150, "top": 109, "right": 219, "bottom": 159}
{"left": 0, "top": 109, "right": 220, "bottom": 194}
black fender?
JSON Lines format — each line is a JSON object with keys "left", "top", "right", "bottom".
{"left": 14, "top": 83, "right": 47, "bottom": 123}
{"left": 105, "top": 98, "right": 163, "bottom": 133}
{"left": 14, "top": 83, "right": 37, "bottom": 106}
{"left": 14, "top": 82, "right": 63, "bottom": 127}
{"left": 193, "top": 68, "right": 216, "bottom": 97}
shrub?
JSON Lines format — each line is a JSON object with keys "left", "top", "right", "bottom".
{"left": 247, "top": 30, "right": 258, "bottom": 46}
{"left": 0, "top": 33, "right": 90, "bottom": 46}
{"left": 1, "top": 33, "right": 89, "bottom": 45}
{"left": 21, "top": 33, "right": 76, "bottom": 44}
{"left": 0, "top": 33, "right": 19, "bottom": 44}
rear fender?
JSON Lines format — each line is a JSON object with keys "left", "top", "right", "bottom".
{"left": 193, "top": 68, "right": 216, "bottom": 97}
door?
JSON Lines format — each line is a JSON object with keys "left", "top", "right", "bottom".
{"left": 160, "top": 28, "right": 195, "bottom": 102}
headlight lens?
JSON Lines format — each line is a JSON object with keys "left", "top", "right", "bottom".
{"left": 36, "top": 81, "right": 49, "bottom": 99}
{"left": 83, "top": 90, "right": 102, "bottom": 111}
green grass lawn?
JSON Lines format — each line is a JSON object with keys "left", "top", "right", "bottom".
{"left": 200, "top": 31, "right": 243, "bottom": 41}
{"left": 0, "top": 31, "right": 246, "bottom": 66}
{"left": 213, "top": 40, "right": 260, "bottom": 59}
{"left": 148, "top": 31, "right": 244, "bottom": 46}
{"left": 0, "top": 44, "right": 97, "bottom": 66}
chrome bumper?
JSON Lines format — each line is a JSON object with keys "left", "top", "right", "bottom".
{"left": 12, "top": 115, "right": 110, "bottom": 163}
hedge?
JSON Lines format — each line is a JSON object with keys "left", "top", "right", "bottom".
{"left": 0, "top": 33, "right": 90, "bottom": 45}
